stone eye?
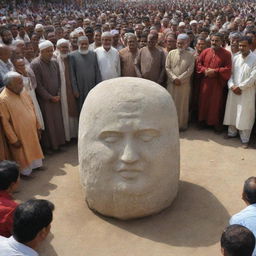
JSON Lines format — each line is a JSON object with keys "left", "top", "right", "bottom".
{"left": 137, "top": 130, "right": 160, "bottom": 142}
{"left": 99, "top": 132, "right": 122, "bottom": 143}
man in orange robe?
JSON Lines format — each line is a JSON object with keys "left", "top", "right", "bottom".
{"left": 0, "top": 71, "right": 43, "bottom": 176}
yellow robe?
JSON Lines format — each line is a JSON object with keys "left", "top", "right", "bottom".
{"left": 0, "top": 88, "right": 44, "bottom": 170}
{"left": 0, "top": 120, "right": 10, "bottom": 160}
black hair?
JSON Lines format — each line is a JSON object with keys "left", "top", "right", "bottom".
{"left": 85, "top": 27, "right": 94, "bottom": 34}
{"left": 201, "top": 27, "right": 210, "bottom": 34}
{"left": 0, "top": 160, "right": 19, "bottom": 190}
{"left": 243, "top": 176, "right": 256, "bottom": 204}
{"left": 194, "top": 37, "right": 206, "bottom": 47}
{"left": 221, "top": 224, "right": 255, "bottom": 256}
{"left": 211, "top": 32, "right": 224, "bottom": 41}
{"left": 17, "top": 24, "right": 25, "bottom": 29}
{"left": 13, "top": 199, "right": 55, "bottom": 243}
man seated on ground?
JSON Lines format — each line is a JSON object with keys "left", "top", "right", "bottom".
{"left": 0, "top": 199, "right": 55, "bottom": 256}
{"left": 0, "top": 161, "right": 19, "bottom": 238}
{"left": 229, "top": 176, "right": 256, "bottom": 256}
{"left": 221, "top": 224, "right": 255, "bottom": 256}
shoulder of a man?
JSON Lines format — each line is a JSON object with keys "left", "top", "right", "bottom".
{"left": 229, "top": 205, "right": 255, "bottom": 225}
{"left": 0, "top": 236, "right": 38, "bottom": 256}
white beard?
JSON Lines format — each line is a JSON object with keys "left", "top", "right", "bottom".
{"left": 60, "top": 53, "right": 68, "bottom": 58}
{"left": 79, "top": 49, "right": 89, "bottom": 55}
{"left": 177, "top": 48, "right": 185, "bottom": 53}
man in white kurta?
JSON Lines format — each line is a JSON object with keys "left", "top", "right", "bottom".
{"left": 224, "top": 37, "right": 256, "bottom": 147}
{"left": 95, "top": 32, "right": 120, "bottom": 81}
{"left": 166, "top": 34, "right": 195, "bottom": 130}
{"left": 56, "top": 39, "right": 79, "bottom": 141}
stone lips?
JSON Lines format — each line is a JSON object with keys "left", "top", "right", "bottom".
{"left": 78, "top": 77, "right": 180, "bottom": 219}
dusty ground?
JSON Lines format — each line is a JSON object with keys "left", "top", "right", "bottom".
{"left": 15, "top": 127, "right": 256, "bottom": 256}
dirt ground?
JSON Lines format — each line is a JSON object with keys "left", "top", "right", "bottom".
{"left": 15, "top": 127, "right": 256, "bottom": 256}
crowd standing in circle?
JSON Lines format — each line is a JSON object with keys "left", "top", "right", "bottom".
{"left": 0, "top": 0, "right": 256, "bottom": 255}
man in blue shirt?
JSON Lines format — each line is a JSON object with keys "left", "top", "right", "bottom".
{"left": 230, "top": 176, "right": 256, "bottom": 256}
{"left": 0, "top": 199, "right": 54, "bottom": 256}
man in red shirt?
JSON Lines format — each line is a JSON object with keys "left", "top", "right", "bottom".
{"left": 0, "top": 160, "right": 19, "bottom": 237}
{"left": 196, "top": 33, "right": 232, "bottom": 132}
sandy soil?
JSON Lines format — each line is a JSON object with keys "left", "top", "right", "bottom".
{"left": 15, "top": 127, "right": 256, "bottom": 256}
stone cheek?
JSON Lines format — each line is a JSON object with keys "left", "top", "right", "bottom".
{"left": 78, "top": 77, "right": 180, "bottom": 220}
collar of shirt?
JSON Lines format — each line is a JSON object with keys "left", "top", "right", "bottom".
{"left": 245, "top": 203, "right": 256, "bottom": 210}
{"left": 7, "top": 236, "right": 38, "bottom": 256}
{"left": 102, "top": 47, "right": 113, "bottom": 54}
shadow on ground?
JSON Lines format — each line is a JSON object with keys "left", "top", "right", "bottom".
{"left": 179, "top": 125, "right": 242, "bottom": 148}
{"left": 15, "top": 141, "right": 78, "bottom": 200}
{"left": 99, "top": 181, "right": 230, "bottom": 247}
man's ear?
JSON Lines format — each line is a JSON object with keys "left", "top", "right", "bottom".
{"left": 37, "top": 225, "right": 50, "bottom": 241}
{"left": 242, "top": 191, "right": 248, "bottom": 202}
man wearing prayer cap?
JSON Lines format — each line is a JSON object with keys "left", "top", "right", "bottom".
{"left": 31, "top": 40, "right": 66, "bottom": 153}
{"left": 95, "top": 32, "right": 120, "bottom": 81}
{"left": 69, "top": 35, "right": 102, "bottom": 112}
{"left": 166, "top": 32, "right": 195, "bottom": 131}
{"left": 56, "top": 38, "right": 79, "bottom": 141}
{"left": 190, "top": 20, "right": 198, "bottom": 35}
{"left": 34, "top": 24, "right": 45, "bottom": 43}
{"left": 111, "top": 29, "right": 123, "bottom": 50}
{"left": 0, "top": 71, "right": 44, "bottom": 175}
{"left": 178, "top": 22, "right": 186, "bottom": 34}
{"left": 70, "top": 31, "right": 79, "bottom": 52}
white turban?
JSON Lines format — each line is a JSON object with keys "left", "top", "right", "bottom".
{"left": 190, "top": 20, "right": 198, "bottom": 26}
{"left": 56, "top": 38, "right": 69, "bottom": 47}
{"left": 177, "top": 33, "right": 189, "bottom": 40}
{"left": 74, "top": 27, "right": 85, "bottom": 34}
{"left": 13, "top": 39, "right": 25, "bottom": 46}
{"left": 110, "top": 29, "right": 119, "bottom": 36}
{"left": 35, "top": 23, "right": 44, "bottom": 30}
{"left": 178, "top": 22, "right": 185, "bottom": 27}
{"left": 39, "top": 40, "right": 54, "bottom": 51}
{"left": 102, "top": 31, "right": 112, "bottom": 38}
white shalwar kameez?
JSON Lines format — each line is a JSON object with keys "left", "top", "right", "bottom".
{"left": 224, "top": 52, "right": 256, "bottom": 143}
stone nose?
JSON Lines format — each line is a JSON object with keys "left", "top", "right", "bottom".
{"left": 120, "top": 139, "right": 139, "bottom": 164}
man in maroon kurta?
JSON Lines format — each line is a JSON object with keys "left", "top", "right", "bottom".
{"left": 196, "top": 33, "right": 232, "bottom": 131}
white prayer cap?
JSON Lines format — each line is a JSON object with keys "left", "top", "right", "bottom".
{"left": 13, "top": 39, "right": 25, "bottom": 46}
{"left": 178, "top": 22, "right": 185, "bottom": 27}
{"left": 56, "top": 38, "right": 69, "bottom": 47}
{"left": 35, "top": 23, "right": 44, "bottom": 30}
{"left": 177, "top": 33, "right": 189, "bottom": 40}
{"left": 190, "top": 20, "right": 198, "bottom": 26}
{"left": 39, "top": 40, "right": 54, "bottom": 51}
{"left": 102, "top": 31, "right": 112, "bottom": 38}
{"left": 110, "top": 29, "right": 119, "bottom": 36}
{"left": 70, "top": 30, "right": 79, "bottom": 37}
{"left": 74, "top": 27, "right": 85, "bottom": 34}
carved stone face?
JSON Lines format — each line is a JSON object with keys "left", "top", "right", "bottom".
{"left": 79, "top": 77, "right": 180, "bottom": 219}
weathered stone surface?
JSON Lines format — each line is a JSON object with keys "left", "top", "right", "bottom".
{"left": 78, "top": 77, "right": 180, "bottom": 219}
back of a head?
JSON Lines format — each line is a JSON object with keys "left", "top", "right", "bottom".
{"left": 243, "top": 177, "right": 256, "bottom": 204}
{"left": 0, "top": 160, "right": 19, "bottom": 191}
{"left": 221, "top": 224, "right": 255, "bottom": 256}
{"left": 13, "top": 199, "right": 54, "bottom": 243}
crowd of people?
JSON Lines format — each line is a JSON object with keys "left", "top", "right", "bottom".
{"left": 0, "top": 0, "right": 255, "bottom": 254}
